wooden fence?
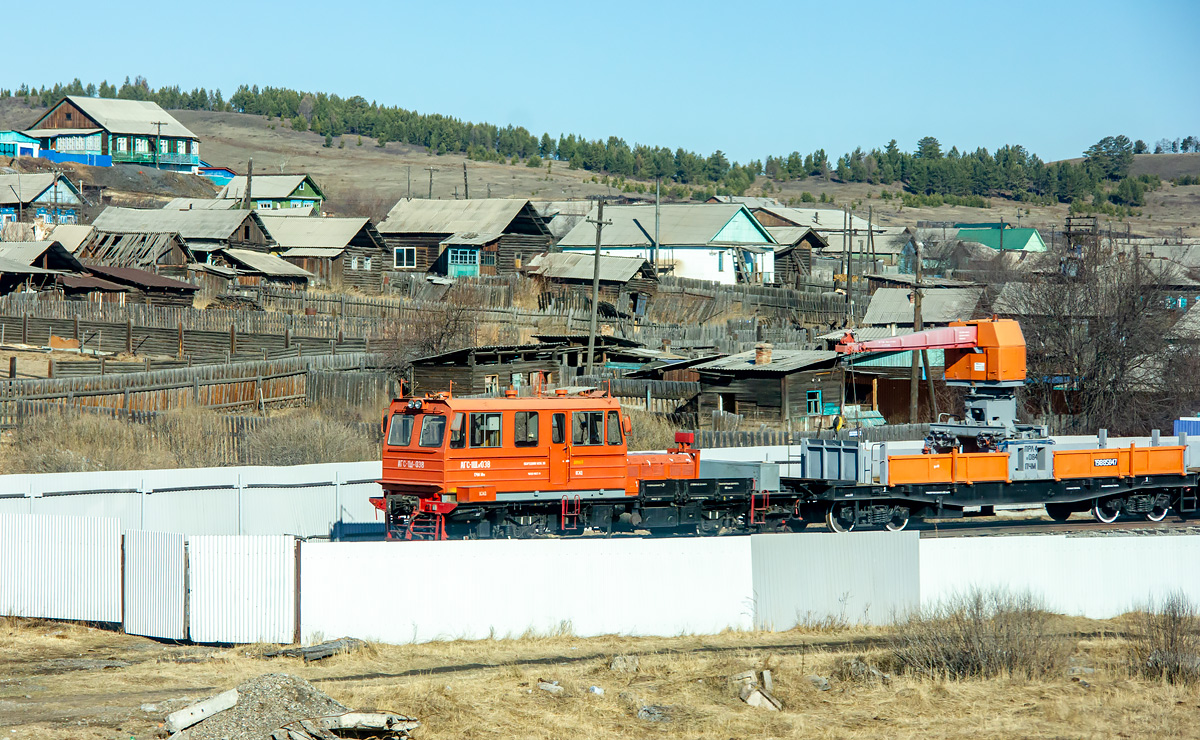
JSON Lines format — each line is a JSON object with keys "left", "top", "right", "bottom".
{"left": 0, "top": 353, "right": 383, "bottom": 419}
{"left": 305, "top": 370, "right": 398, "bottom": 412}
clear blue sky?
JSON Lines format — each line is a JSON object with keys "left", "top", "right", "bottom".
{"left": 9, "top": 0, "right": 1198, "bottom": 164}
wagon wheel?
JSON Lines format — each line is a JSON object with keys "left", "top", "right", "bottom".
{"left": 825, "top": 505, "right": 855, "bottom": 533}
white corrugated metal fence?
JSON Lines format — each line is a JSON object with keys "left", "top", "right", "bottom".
{"left": 123, "top": 530, "right": 186, "bottom": 640}
{"left": 187, "top": 535, "right": 296, "bottom": 644}
{"left": 0, "top": 513, "right": 121, "bottom": 622}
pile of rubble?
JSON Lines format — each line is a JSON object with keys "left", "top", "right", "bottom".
{"left": 162, "top": 673, "right": 418, "bottom": 740}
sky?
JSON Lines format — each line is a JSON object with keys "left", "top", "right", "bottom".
{"left": 7, "top": 0, "right": 1198, "bottom": 164}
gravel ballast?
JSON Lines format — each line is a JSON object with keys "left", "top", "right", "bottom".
{"left": 188, "top": 673, "right": 348, "bottom": 740}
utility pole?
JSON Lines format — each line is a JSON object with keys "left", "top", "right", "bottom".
{"left": 406, "top": 165, "right": 411, "bottom": 199}
{"left": 585, "top": 200, "right": 612, "bottom": 376}
{"left": 242, "top": 158, "right": 254, "bottom": 209}
{"left": 462, "top": 162, "right": 469, "bottom": 200}
{"left": 151, "top": 121, "right": 165, "bottom": 169}
{"left": 909, "top": 241, "right": 923, "bottom": 424}
{"left": 425, "top": 166, "right": 438, "bottom": 199}
{"left": 843, "top": 207, "right": 851, "bottom": 326}
{"left": 654, "top": 177, "right": 661, "bottom": 270}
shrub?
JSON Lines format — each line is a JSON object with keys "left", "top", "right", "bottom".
{"left": 3, "top": 412, "right": 174, "bottom": 473}
{"left": 242, "top": 413, "right": 378, "bottom": 467}
{"left": 888, "top": 589, "right": 1072, "bottom": 680}
{"left": 622, "top": 408, "right": 684, "bottom": 452}
{"left": 1128, "top": 592, "right": 1200, "bottom": 685}
{"left": 526, "top": 154, "right": 542, "bottom": 168}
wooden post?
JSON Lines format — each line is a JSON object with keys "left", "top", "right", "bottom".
{"left": 100, "top": 357, "right": 107, "bottom": 375}
{"left": 73, "top": 315, "right": 79, "bottom": 345}
{"left": 229, "top": 323, "right": 236, "bottom": 356}
{"left": 125, "top": 318, "right": 133, "bottom": 355}
{"left": 8, "top": 356, "right": 15, "bottom": 379}
{"left": 177, "top": 321, "right": 184, "bottom": 359}
{"left": 284, "top": 327, "right": 290, "bottom": 349}
{"left": 872, "top": 377, "right": 878, "bottom": 412}
{"left": 47, "top": 359, "right": 54, "bottom": 378}
{"left": 21, "top": 313, "right": 27, "bottom": 345}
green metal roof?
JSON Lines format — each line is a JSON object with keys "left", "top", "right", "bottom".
{"left": 956, "top": 227, "right": 1046, "bottom": 252}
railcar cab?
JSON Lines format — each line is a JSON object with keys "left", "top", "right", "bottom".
{"left": 380, "top": 389, "right": 636, "bottom": 502}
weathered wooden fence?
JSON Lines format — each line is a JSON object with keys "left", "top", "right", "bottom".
{"left": 305, "top": 370, "right": 397, "bottom": 411}
{"left": 0, "top": 353, "right": 384, "bottom": 418}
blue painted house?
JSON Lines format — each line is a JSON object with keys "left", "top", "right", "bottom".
{"left": 0, "top": 131, "right": 40, "bottom": 158}
{"left": 0, "top": 173, "right": 86, "bottom": 224}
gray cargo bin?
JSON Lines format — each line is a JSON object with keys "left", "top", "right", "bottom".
{"left": 697, "top": 460, "right": 781, "bottom": 491}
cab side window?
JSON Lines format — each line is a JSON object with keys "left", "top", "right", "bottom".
{"left": 551, "top": 413, "right": 566, "bottom": 444}
{"left": 572, "top": 411, "right": 604, "bottom": 445}
{"left": 514, "top": 411, "right": 539, "bottom": 446}
{"left": 449, "top": 412, "right": 466, "bottom": 449}
{"left": 419, "top": 415, "right": 446, "bottom": 447}
{"left": 607, "top": 411, "right": 623, "bottom": 445}
{"left": 470, "top": 412, "right": 502, "bottom": 447}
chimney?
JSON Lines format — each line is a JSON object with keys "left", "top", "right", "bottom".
{"left": 754, "top": 342, "right": 773, "bottom": 366}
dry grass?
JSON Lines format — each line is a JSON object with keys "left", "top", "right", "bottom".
{"left": 622, "top": 408, "right": 685, "bottom": 451}
{"left": 0, "top": 412, "right": 176, "bottom": 473}
{"left": 242, "top": 411, "right": 378, "bottom": 467}
{"left": 1128, "top": 592, "right": 1200, "bottom": 685}
{"left": 4, "top": 615, "right": 1198, "bottom": 740}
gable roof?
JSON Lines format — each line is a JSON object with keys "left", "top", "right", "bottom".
{"left": 218, "top": 175, "right": 323, "bottom": 200}
{"left": 765, "top": 226, "right": 828, "bottom": 248}
{"left": 92, "top": 207, "right": 269, "bottom": 244}
{"left": 378, "top": 198, "right": 547, "bottom": 236}
{"left": 693, "top": 349, "right": 838, "bottom": 375}
{"left": 0, "top": 174, "right": 84, "bottom": 206}
{"left": 45, "top": 224, "right": 94, "bottom": 253}
{"left": 753, "top": 206, "right": 874, "bottom": 231}
{"left": 259, "top": 215, "right": 374, "bottom": 250}
{"left": 862, "top": 287, "right": 984, "bottom": 326}
{"left": 526, "top": 252, "right": 651, "bottom": 283}
{"left": 29, "top": 96, "right": 197, "bottom": 139}
{"left": 706, "top": 195, "right": 782, "bottom": 207}
{"left": 80, "top": 231, "right": 190, "bottom": 269}
{"left": 956, "top": 227, "right": 1047, "bottom": 252}
{"left": 0, "top": 241, "right": 84, "bottom": 272}
{"left": 221, "top": 248, "right": 313, "bottom": 278}
{"left": 557, "top": 204, "right": 774, "bottom": 249}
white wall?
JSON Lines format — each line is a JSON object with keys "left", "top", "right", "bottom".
{"left": 920, "top": 534, "right": 1200, "bottom": 618}
{"left": 300, "top": 537, "right": 754, "bottom": 643}
{"left": 0, "top": 513, "right": 121, "bottom": 622}
{"left": 188, "top": 535, "right": 296, "bottom": 643}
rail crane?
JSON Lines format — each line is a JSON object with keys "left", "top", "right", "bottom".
{"left": 375, "top": 319, "right": 1198, "bottom": 539}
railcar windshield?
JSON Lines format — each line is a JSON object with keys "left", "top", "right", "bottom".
{"left": 387, "top": 413, "right": 415, "bottom": 447}
{"left": 573, "top": 411, "right": 605, "bottom": 446}
{"left": 419, "top": 414, "right": 447, "bottom": 447}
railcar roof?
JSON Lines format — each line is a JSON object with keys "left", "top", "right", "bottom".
{"left": 391, "top": 394, "right": 621, "bottom": 410}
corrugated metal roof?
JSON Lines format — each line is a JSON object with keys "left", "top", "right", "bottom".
{"left": 378, "top": 198, "right": 541, "bottom": 234}
{"left": 526, "top": 252, "right": 649, "bottom": 282}
{"left": 693, "top": 349, "right": 838, "bottom": 374}
{"left": 753, "top": 207, "right": 873, "bottom": 231}
{"left": 21, "top": 127, "right": 102, "bottom": 137}
{"left": 92, "top": 206, "right": 262, "bottom": 242}
{"left": 59, "top": 274, "right": 127, "bottom": 291}
{"left": 223, "top": 248, "right": 313, "bottom": 278}
{"left": 259, "top": 215, "right": 368, "bottom": 250}
{"left": 558, "top": 204, "right": 774, "bottom": 249}
{"left": 862, "top": 287, "right": 984, "bottom": 326}
{"left": 440, "top": 231, "right": 502, "bottom": 246}
{"left": 163, "top": 198, "right": 239, "bottom": 210}
{"left": 816, "top": 325, "right": 917, "bottom": 341}
{"left": 36, "top": 96, "right": 197, "bottom": 139}
{"left": 957, "top": 227, "right": 1047, "bottom": 252}
{"left": 219, "top": 175, "right": 316, "bottom": 200}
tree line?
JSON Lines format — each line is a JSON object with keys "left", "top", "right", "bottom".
{"left": 0, "top": 78, "right": 1190, "bottom": 205}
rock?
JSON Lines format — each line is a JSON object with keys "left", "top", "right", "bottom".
{"left": 141, "top": 703, "right": 159, "bottom": 713}
{"left": 762, "top": 669, "right": 774, "bottom": 693}
{"left": 742, "top": 687, "right": 782, "bottom": 711}
{"left": 807, "top": 675, "right": 831, "bottom": 692}
{"left": 609, "top": 655, "right": 639, "bottom": 673}
{"left": 1067, "top": 666, "right": 1095, "bottom": 676}
{"left": 637, "top": 705, "right": 672, "bottom": 723}
{"left": 537, "top": 682, "right": 564, "bottom": 695}
{"left": 588, "top": 686, "right": 604, "bottom": 696}
{"left": 729, "top": 670, "right": 757, "bottom": 687}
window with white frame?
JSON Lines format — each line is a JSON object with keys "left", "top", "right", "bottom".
{"left": 364, "top": 256, "right": 372, "bottom": 271}
{"left": 134, "top": 138, "right": 149, "bottom": 153}
{"left": 159, "top": 139, "right": 168, "bottom": 154}
{"left": 394, "top": 247, "right": 416, "bottom": 269}
{"left": 351, "top": 256, "right": 359, "bottom": 270}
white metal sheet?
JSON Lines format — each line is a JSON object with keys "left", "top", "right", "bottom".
{"left": 123, "top": 530, "right": 186, "bottom": 639}
{"left": 188, "top": 535, "right": 295, "bottom": 644}
{"left": 751, "top": 531, "right": 919, "bottom": 628}
{"left": 0, "top": 513, "right": 121, "bottom": 622}
{"left": 300, "top": 537, "right": 754, "bottom": 644}
{"left": 919, "top": 534, "right": 1200, "bottom": 618}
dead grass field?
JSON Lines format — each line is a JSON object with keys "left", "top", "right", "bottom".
{"left": 1, "top": 614, "right": 1197, "bottom": 739}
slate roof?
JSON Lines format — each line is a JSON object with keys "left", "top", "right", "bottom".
{"left": 378, "top": 198, "right": 545, "bottom": 235}
{"left": 526, "top": 252, "right": 650, "bottom": 283}
{"left": 92, "top": 207, "right": 268, "bottom": 244}
{"left": 30, "top": 96, "right": 197, "bottom": 139}
{"left": 163, "top": 198, "right": 240, "bottom": 210}
{"left": 693, "top": 349, "right": 838, "bottom": 374}
{"left": 558, "top": 204, "right": 773, "bottom": 249}
{"left": 0, "top": 241, "right": 84, "bottom": 272}
{"left": 0, "top": 174, "right": 81, "bottom": 205}
{"left": 753, "top": 207, "right": 874, "bottom": 231}
{"left": 766, "top": 226, "right": 828, "bottom": 248}
{"left": 45, "top": 224, "right": 94, "bottom": 253}
{"left": 222, "top": 249, "right": 313, "bottom": 278}
{"left": 219, "top": 175, "right": 321, "bottom": 200}
{"left": 259, "top": 215, "right": 371, "bottom": 250}
{"left": 440, "top": 232, "right": 502, "bottom": 246}
{"left": 861, "top": 287, "right": 984, "bottom": 326}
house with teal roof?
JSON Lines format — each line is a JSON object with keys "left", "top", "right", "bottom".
{"left": 956, "top": 227, "right": 1047, "bottom": 252}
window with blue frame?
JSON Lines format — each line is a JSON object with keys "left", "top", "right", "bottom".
{"left": 449, "top": 248, "right": 477, "bottom": 266}
{"left": 718, "top": 252, "right": 724, "bottom": 272}
{"left": 806, "top": 390, "right": 822, "bottom": 415}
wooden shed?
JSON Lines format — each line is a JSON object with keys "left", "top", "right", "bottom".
{"left": 765, "top": 227, "right": 827, "bottom": 288}
{"left": 407, "top": 343, "right": 569, "bottom": 396}
{"left": 525, "top": 252, "right": 658, "bottom": 316}
{"left": 693, "top": 348, "right": 842, "bottom": 424}
{"left": 78, "top": 231, "right": 194, "bottom": 280}
{"left": 376, "top": 199, "right": 551, "bottom": 276}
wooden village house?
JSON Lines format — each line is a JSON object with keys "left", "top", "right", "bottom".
{"left": 218, "top": 174, "right": 325, "bottom": 213}
{"left": 0, "top": 173, "right": 87, "bottom": 224}
{"left": 764, "top": 227, "right": 828, "bottom": 288}
{"left": 407, "top": 343, "right": 570, "bottom": 396}
{"left": 263, "top": 215, "right": 387, "bottom": 292}
{"left": 376, "top": 199, "right": 551, "bottom": 276}
{"left": 525, "top": 252, "right": 658, "bottom": 316}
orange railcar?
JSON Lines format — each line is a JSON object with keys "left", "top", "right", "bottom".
{"left": 887, "top": 450, "right": 1010, "bottom": 486}
{"left": 1053, "top": 445, "right": 1186, "bottom": 480}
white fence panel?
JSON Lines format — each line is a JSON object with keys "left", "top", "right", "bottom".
{"left": 189, "top": 535, "right": 296, "bottom": 644}
{"left": 301, "top": 538, "right": 754, "bottom": 644}
{"left": 124, "top": 530, "right": 186, "bottom": 640}
{"left": 0, "top": 513, "right": 120, "bottom": 622}
{"left": 143, "top": 489, "right": 240, "bottom": 534}
{"left": 919, "top": 534, "right": 1200, "bottom": 618}
{"left": 752, "top": 531, "right": 919, "bottom": 628}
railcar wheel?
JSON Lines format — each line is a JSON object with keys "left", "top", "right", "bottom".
{"left": 825, "top": 505, "right": 855, "bottom": 533}
{"left": 1045, "top": 502, "right": 1073, "bottom": 523}
{"left": 884, "top": 511, "right": 909, "bottom": 532}
{"left": 1091, "top": 499, "right": 1120, "bottom": 524}
{"left": 1146, "top": 503, "right": 1170, "bottom": 522}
